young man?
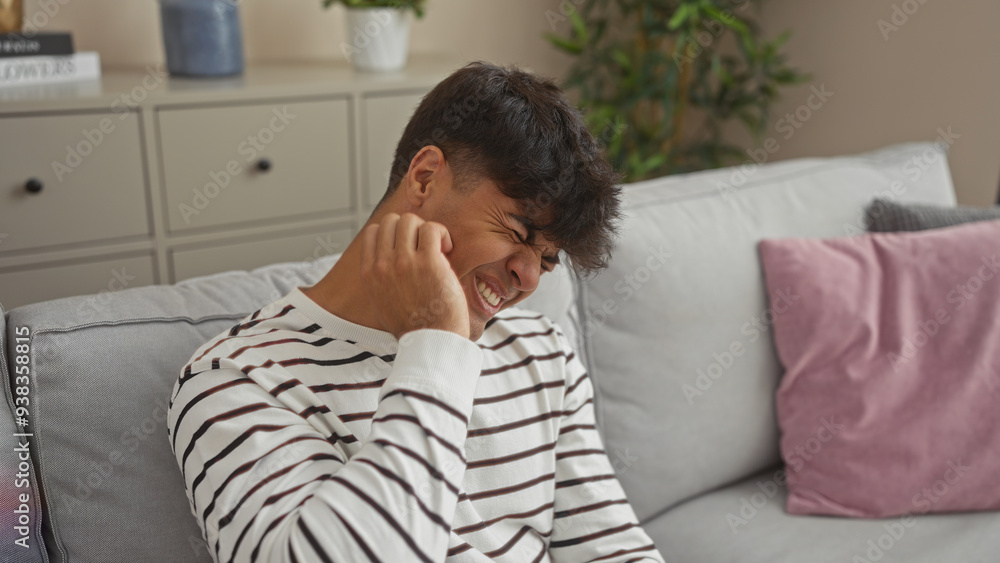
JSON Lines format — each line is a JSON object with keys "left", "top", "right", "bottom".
{"left": 168, "top": 62, "right": 664, "bottom": 562}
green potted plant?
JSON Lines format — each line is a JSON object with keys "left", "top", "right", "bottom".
{"left": 547, "top": 0, "right": 809, "bottom": 181}
{"left": 324, "top": 0, "right": 427, "bottom": 72}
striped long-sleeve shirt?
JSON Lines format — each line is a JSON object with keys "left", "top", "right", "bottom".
{"left": 167, "top": 288, "right": 663, "bottom": 562}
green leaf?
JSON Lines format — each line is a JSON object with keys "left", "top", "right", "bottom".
{"left": 667, "top": 4, "right": 691, "bottom": 31}
{"left": 612, "top": 48, "right": 632, "bottom": 71}
{"left": 545, "top": 33, "right": 583, "bottom": 55}
{"left": 770, "top": 30, "right": 793, "bottom": 52}
{"left": 704, "top": 6, "right": 750, "bottom": 35}
{"left": 569, "top": 10, "right": 590, "bottom": 44}
{"left": 635, "top": 153, "right": 667, "bottom": 176}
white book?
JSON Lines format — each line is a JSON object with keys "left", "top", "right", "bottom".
{"left": 0, "top": 51, "right": 101, "bottom": 88}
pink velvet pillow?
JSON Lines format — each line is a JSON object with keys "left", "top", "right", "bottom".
{"left": 760, "top": 219, "right": 1000, "bottom": 518}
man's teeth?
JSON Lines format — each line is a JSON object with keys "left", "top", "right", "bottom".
{"left": 477, "top": 280, "right": 501, "bottom": 307}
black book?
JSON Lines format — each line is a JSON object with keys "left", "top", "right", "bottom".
{"left": 0, "top": 32, "right": 74, "bottom": 58}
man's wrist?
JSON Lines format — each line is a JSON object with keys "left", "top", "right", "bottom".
{"left": 380, "top": 329, "right": 484, "bottom": 416}
{"left": 396, "top": 320, "right": 469, "bottom": 341}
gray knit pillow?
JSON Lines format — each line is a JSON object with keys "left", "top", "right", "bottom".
{"left": 865, "top": 198, "right": 1000, "bottom": 232}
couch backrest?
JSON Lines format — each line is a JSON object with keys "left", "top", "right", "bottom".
{"left": 1, "top": 252, "right": 578, "bottom": 562}
{"left": 581, "top": 142, "right": 958, "bottom": 521}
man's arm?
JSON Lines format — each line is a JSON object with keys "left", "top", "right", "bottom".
{"left": 169, "top": 329, "right": 482, "bottom": 562}
{"left": 169, "top": 212, "right": 480, "bottom": 562}
{"left": 548, "top": 329, "right": 665, "bottom": 562}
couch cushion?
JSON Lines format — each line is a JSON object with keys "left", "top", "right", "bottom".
{"left": 761, "top": 220, "right": 1000, "bottom": 518}
{"left": 580, "top": 142, "right": 957, "bottom": 521}
{"left": 525, "top": 260, "right": 583, "bottom": 358}
{"left": 3, "top": 251, "right": 578, "bottom": 563}
{"left": 1, "top": 303, "right": 47, "bottom": 563}
{"left": 866, "top": 197, "right": 1000, "bottom": 232}
{"left": 644, "top": 467, "right": 1000, "bottom": 562}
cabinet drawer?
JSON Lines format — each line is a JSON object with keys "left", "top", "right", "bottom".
{"left": 0, "top": 254, "right": 156, "bottom": 310}
{"left": 0, "top": 112, "right": 149, "bottom": 253}
{"left": 159, "top": 99, "right": 352, "bottom": 233}
{"left": 170, "top": 226, "right": 354, "bottom": 283}
{"left": 363, "top": 91, "right": 425, "bottom": 208}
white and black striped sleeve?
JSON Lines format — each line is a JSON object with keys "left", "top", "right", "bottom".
{"left": 548, "top": 331, "right": 665, "bottom": 563}
{"left": 169, "top": 329, "right": 483, "bottom": 563}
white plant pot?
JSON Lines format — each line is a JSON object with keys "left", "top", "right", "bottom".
{"left": 343, "top": 8, "right": 411, "bottom": 72}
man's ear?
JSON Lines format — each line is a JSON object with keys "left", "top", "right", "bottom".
{"left": 402, "top": 146, "right": 449, "bottom": 208}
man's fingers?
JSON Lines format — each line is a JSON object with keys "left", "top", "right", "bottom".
{"left": 416, "top": 221, "right": 453, "bottom": 256}
{"left": 377, "top": 213, "right": 401, "bottom": 256}
{"left": 395, "top": 213, "right": 422, "bottom": 255}
{"left": 359, "top": 223, "right": 379, "bottom": 272}
{"left": 440, "top": 227, "right": 453, "bottom": 255}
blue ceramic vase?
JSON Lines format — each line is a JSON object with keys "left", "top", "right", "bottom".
{"left": 160, "top": 0, "right": 244, "bottom": 77}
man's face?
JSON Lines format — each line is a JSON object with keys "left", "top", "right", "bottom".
{"left": 422, "top": 174, "right": 561, "bottom": 341}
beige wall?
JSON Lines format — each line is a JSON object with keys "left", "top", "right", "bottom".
{"left": 757, "top": 0, "right": 1000, "bottom": 205}
{"left": 29, "top": 0, "right": 998, "bottom": 204}
{"left": 27, "top": 0, "right": 571, "bottom": 79}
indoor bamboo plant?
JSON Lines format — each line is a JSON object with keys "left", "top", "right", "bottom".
{"left": 547, "top": 0, "right": 809, "bottom": 181}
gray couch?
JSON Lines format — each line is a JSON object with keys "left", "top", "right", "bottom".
{"left": 4, "top": 142, "right": 998, "bottom": 562}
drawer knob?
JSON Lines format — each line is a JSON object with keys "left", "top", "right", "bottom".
{"left": 25, "top": 178, "right": 44, "bottom": 194}
{"left": 255, "top": 158, "right": 272, "bottom": 173}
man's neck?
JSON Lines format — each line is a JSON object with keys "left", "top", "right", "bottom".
{"left": 303, "top": 234, "right": 383, "bottom": 332}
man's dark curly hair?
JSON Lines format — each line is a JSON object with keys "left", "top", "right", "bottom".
{"left": 380, "top": 61, "right": 622, "bottom": 277}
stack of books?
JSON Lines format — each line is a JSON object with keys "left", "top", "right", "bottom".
{"left": 0, "top": 32, "right": 101, "bottom": 88}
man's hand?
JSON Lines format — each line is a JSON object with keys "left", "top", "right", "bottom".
{"left": 360, "top": 213, "right": 470, "bottom": 340}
